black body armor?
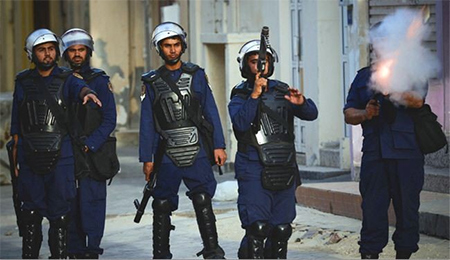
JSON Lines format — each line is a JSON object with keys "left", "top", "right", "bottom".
{"left": 231, "top": 80, "right": 298, "bottom": 191}
{"left": 17, "top": 69, "right": 71, "bottom": 174}
{"left": 142, "top": 64, "right": 202, "bottom": 167}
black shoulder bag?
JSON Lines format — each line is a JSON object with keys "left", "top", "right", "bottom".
{"left": 411, "top": 104, "right": 448, "bottom": 154}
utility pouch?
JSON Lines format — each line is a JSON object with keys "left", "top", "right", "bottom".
{"left": 261, "top": 165, "right": 297, "bottom": 191}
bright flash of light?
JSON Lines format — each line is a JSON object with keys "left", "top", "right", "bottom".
{"left": 375, "top": 59, "right": 395, "bottom": 95}
{"left": 379, "top": 59, "right": 394, "bottom": 79}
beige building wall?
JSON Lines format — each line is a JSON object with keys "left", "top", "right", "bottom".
{"left": 89, "top": 0, "right": 147, "bottom": 131}
{"left": 301, "top": 0, "right": 344, "bottom": 166}
{"left": 0, "top": 0, "right": 34, "bottom": 93}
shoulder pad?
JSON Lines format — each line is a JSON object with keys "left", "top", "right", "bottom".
{"left": 181, "top": 62, "right": 200, "bottom": 73}
{"left": 141, "top": 70, "right": 159, "bottom": 83}
{"left": 15, "top": 69, "right": 33, "bottom": 80}
{"left": 234, "top": 81, "right": 247, "bottom": 90}
{"left": 91, "top": 68, "right": 106, "bottom": 75}
{"left": 230, "top": 81, "right": 251, "bottom": 99}
{"left": 84, "top": 68, "right": 107, "bottom": 82}
{"left": 272, "top": 80, "right": 289, "bottom": 93}
{"left": 57, "top": 67, "right": 74, "bottom": 79}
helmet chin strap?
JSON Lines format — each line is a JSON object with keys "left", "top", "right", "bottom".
{"left": 159, "top": 46, "right": 183, "bottom": 66}
{"left": 35, "top": 60, "right": 57, "bottom": 71}
{"left": 68, "top": 56, "right": 90, "bottom": 70}
{"left": 164, "top": 57, "right": 180, "bottom": 65}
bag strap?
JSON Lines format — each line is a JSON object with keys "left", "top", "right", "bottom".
{"left": 158, "top": 68, "right": 214, "bottom": 134}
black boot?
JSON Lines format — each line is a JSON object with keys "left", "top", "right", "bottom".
{"left": 396, "top": 251, "right": 412, "bottom": 259}
{"left": 68, "top": 253, "right": 84, "bottom": 259}
{"left": 247, "top": 221, "right": 269, "bottom": 259}
{"left": 22, "top": 210, "right": 43, "bottom": 259}
{"left": 267, "top": 224, "right": 292, "bottom": 259}
{"left": 152, "top": 199, "right": 174, "bottom": 259}
{"left": 68, "top": 252, "right": 99, "bottom": 259}
{"left": 48, "top": 215, "right": 70, "bottom": 259}
{"left": 83, "top": 252, "right": 99, "bottom": 259}
{"left": 192, "top": 193, "right": 225, "bottom": 259}
{"left": 361, "top": 253, "right": 379, "bottom": 259}
{"left": 237, "top": 246, "right": 248, "bottom": 259}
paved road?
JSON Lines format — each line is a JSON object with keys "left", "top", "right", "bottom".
{"left": 1, "top": 146, "right": 448, "bottom": 259}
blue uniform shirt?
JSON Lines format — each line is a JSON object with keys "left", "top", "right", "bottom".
{"left": 79, "top": 64, "right": 117, "bottom": 152}
{"left": 344, "top": 67, "right": 423, "bottom": 160}
{"left": 139, "top": 64, "right": 226, "bottom": 163}
{"left": 11, "top": 66, "right": 88, "bottom": 164}
{"left": 228, "top": 79, "right": 318, "bottom": 160}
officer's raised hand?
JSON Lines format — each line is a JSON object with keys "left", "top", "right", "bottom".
{"left": 214, "top": 149, "right": 227, "bottom": 167}
{"left": 143, "top": 162, "right": 154, "bottom": 181}
{"left": 251, "top": 72, "right": 267, "bottom": 99}
{"left": 80, "top": 87, "right": 102, "bottom": 107}
{"left": 390, "top": 91, "right": 424, "bottom": 108}
{"left": 285, "top": 87, "right": 305, "bottom": 105}
{"left": 83, "top": 93, "right": 102, "bottom": 107}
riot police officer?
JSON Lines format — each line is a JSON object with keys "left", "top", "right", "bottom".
{"left": 344, "top": 67, "right": 426, "bottom": 259}
{"left": 344, "top": 65, "right": 426, "bottom": 259}
{"left": 61, "top": 28, "right": 117, "bottom": 259}
{"left": 228, "top": 40, "right": 318, "bottom": 259}
{"left": 343, "top": 19, "right": 428, "bottom": 259}
{"left": 139, "top": 22, "right": 227, "bottom": 259}
{"left": 10, "top": 28, "right": 101, "bottom": 259}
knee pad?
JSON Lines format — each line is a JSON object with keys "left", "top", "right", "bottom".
{"left": 247, "top": 221, "right": 270, "bottom": 239}
{"left": 272, "top": 224, "right": 292, "bottom": 241}
{"left": 152, "top": 199, "right": 171, "bottom": 213}
{"left": 192, "top": 192, "right": 211, "bottom": 207}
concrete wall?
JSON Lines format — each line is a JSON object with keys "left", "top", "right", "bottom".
{"left": 301, "top": 0, "right": 344, "bottom": 166}
{"left": 88, "top": 0, "right": 147, "bottom": 132}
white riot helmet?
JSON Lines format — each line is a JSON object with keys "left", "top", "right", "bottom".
{"left": 237, "top": 39, "right": 278, "bottom": 78}
{"left": 24, "top": 28, "right": 60, "bottom": 61}
{"left": 61, "top": 28, "right": 94, "bottom": 56}
{"left": 151, "top": 22, "right": 187, "bottom": 62}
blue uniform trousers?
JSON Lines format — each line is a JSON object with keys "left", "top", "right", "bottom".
{"left": 18, "top": 161, "right": 76, "bottom": 221}
{"left": 234, "top": 153, "right": 297, "bottom": 250}
{"left": 153, "top": 156, "right": 217, "bottom": 211}
{"left": 68, "top": 176, "right": 107, "bottom": 255}
{"left": 359, "top": 159, "right": 424, "bottom": 254}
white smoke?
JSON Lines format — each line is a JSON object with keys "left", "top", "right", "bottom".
{"left": 369, "top": 8, "right": 441, "bottom": 103}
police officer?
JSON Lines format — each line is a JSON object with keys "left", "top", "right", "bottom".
{"left": 139, "top": 22, "right": 227, "bottom": 259}
{"left": 61, "top": 28, "right": 117, "bottom": 259}
{"left": 344, "top": 68, "right": 425, "bottom": 259}
{"left": 344, "top": 20, "right": 427, "bottom": 259}
{"left": 228, "top": 40, "right": 318, "bottom": 259}
{"left": 10, "top": 28, "right": 101, "bottom": 259}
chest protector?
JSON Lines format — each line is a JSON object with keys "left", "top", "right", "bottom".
{"left": 17, "top": 69, "right": 71, "bottom": 174}
{"left": 142, "top": 67, "right": 201, "bottom": 167}
{"left": 232, "top": 80, "right": 297, "bottom": 191}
